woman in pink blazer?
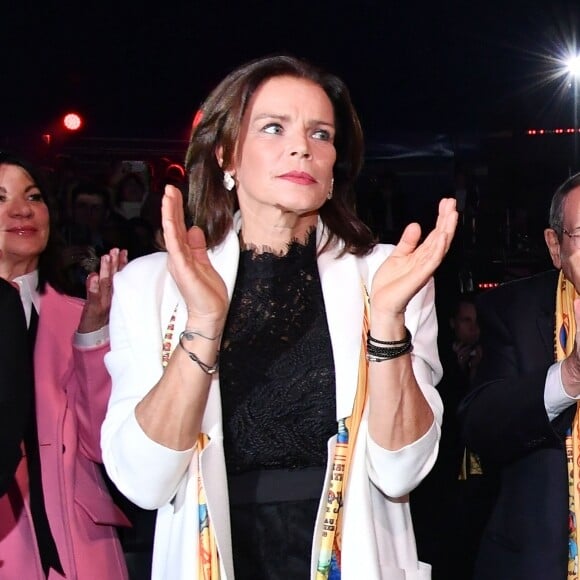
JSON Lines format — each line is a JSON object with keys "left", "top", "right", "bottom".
{"left": 0, "top": 153, "right": 130, "bottom": 579}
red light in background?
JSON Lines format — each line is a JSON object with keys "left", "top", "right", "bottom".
{"left": 478, "top": 282, "right": 500, "bottom": 290}
{"left": 192, "top": 109, "right": 203, "bottom": 130}
{"left": 527, "top": 127, "right": 580, "bottom": 135}
{"left": 166, "top": 163, "right": 185, "bottom": 178}
{"left": 42, "top": 134, "right": 52, "bottom": 145}
{"left": 63, "top": 113, "right": 82, "bottom": 131}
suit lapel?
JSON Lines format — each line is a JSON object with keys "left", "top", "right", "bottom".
{"left": 28, "top": 305, "right": 39, "bottom": 349}
{"left": 316, "top": 225, "right": 364, "bottom": 420}
{"left": 537, "top": 309, "right": 555, "bottom": 360}
{"left": 536, "top": 270, "right": 558, "bottom": 361}
{"left": 198, "top": 229, "right": 241, "bottom": 580}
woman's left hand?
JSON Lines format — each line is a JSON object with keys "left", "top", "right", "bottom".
{"left": 370, "top": 198, "right": 457, "bottom": 319}
{"left": 78, "top": 248, "right": 129, "bottom": 333}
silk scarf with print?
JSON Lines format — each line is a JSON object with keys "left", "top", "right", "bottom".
{"left": 316, "top": 283, "right": 370, "bottom": 580}
{"left": 162, "top": 308, "right": 220, "bottom": 580}
{"left": 555, "top": 270, "right": 580, "bottom": 579}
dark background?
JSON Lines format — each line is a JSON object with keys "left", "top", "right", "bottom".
{"left": 3, "top": 0, "right": 579, "bottom": 139}
{"left": 3, "top": 0, "right": 580, "bottom": 284}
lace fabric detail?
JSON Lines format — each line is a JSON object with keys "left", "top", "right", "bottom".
{"left": 220, "top": 230, "right": 337, "bottom": 474}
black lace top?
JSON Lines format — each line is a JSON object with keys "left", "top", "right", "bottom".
{"left": 219, "top": 230, "right": 337, "bottom": 475}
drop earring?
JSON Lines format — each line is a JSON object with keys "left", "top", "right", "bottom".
{"left": 327, "top": 178, "right": 334, "bottom": 200}
{"left": 223, "top": 171, "right": 235, "bottom": 191}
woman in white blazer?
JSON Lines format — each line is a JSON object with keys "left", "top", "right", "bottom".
{"left": 101, "top": 55, "right": 458, "bottom": 580}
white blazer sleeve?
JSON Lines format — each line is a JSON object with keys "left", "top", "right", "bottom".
{"left": 366, "top": 275, "right": 443, "bottom": 498}
{"left": 101, "top": 254, "right": 194, "bottom": 510}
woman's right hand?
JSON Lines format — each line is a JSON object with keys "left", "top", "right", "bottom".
{"left": 162, "top": 185, "right": 228, "bottom": 334}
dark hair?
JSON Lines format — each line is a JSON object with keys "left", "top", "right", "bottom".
{"left": 114, "top": 172, "right": 146, "bottom": 205}
{"left": 70, "top": 180, "right": 111, "bottom": 209}
{"left": 0, "top": 152, "right": 67, "bottom": 294}
{"left": 549, "top": 172, "right": 580, "bottom": 237}
{"left": 185, "top": 54, "right": 375, "bottom": 256}
{"left": 450, "top": 292, "right": 477, "bottom": 318}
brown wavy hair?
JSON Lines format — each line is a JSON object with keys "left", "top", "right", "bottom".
{"left": 185, "top": 54, "right": 375, "bottom": 257}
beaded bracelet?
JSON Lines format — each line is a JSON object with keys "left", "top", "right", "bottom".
{"left": 366, "top": 327, "right": 413, "bottom": 362}
{"left": 179, "top": 331, "right": 220, "bottom": 375}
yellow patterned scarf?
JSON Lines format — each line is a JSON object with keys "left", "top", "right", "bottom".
{"left": 162, "top": 308, "right": 220, "bottom": 580}
{"left": 555, "top": 271, "right": 580, "bottom": 579}
{"left": 316, "top": 283, "right": 370, "bottom": 579}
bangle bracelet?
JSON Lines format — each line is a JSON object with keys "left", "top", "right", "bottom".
{"left": 366, "top": 343, "right": 412, "bottom": 362}
{"left": 183, "top": 329, "right": 221, "bottom": 341}
{"left": 179, "top": 331, "right": 219, "bottom": 375}
{"left": 367, "top": 327, "right": 411, "bottom": 346}
{"left": 366, "top": 327, "right": 413, "bottom": 362}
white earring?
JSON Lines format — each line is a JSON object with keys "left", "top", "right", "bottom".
{"left": 327, "top": 178, "right": 334, "bottom": 200}
{"left": 223, "top": 171, "right": 235, "bottom": 191}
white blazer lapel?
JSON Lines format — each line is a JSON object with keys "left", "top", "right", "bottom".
{"left": 160, "top": 259, "right": 182, "bottom": 335}
{"left": 316, "top": 226, "right": 365, "bottom": 421}
{"left": 203, "top": 228, "right": 241, "bottom": 580}
{"left": 201, "top": 228, "right": 240, "bottom": 436}
{"left": 208, "top": 226, "right": 241, "bottom": 301}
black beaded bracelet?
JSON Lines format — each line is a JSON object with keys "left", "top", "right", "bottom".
{"left": 367, "top": 327, "right": 412, "bottom": 346}
{"left": 366, "top": 327, "right": 413, "bottom": 362}
{"left": 179, "top": 331, "right": 220, "bottom": 375}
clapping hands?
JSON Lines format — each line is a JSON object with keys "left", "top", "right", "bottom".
{"left": 77, "top": 248, "right": 128, "bottom": 333}
{"left": 370, "top": 198, "right": 458, "bottom": 318}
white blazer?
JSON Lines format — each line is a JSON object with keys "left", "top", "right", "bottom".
{"left": 101, "top": 220, "right": 443, "bottom": 580}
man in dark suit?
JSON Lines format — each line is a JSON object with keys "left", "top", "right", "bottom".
{"left": 460, "top": 172, "right": 580, "bottom": 579}
{"left": 0, "top": 276, "right": 33, "bottom": 496}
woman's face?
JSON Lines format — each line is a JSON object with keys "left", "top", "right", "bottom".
{"left": 0, "top": 164, "right": 50, "bottom": 268}
{"left": 230, "top": 75, "right": 337, "bottom": 222}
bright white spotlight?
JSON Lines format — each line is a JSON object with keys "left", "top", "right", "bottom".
{"left": 566, "top": 55, "right": 580, "bottom": 78}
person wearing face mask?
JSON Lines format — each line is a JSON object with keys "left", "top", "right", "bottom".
{"left": 114, "top": 171, "right": 148, "bottom": 220}
{"left": 101, "top": 55, "right": 458, "bottom": 580}
{"left": 0, "top": 153, "right": 130, "bottom": 579}
{"left": 460, "top": 172, "right": 580, "bottom": 579}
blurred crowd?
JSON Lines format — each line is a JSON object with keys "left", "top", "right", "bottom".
{"left": 37, "top": 154, "right": 188, "bottom": 298}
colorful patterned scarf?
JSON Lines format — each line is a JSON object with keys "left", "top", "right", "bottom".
{"left": 554, "top": 271, "right": 580, "bottom": 579}
{"left": 162, "top": 309, "right": 220, "bottom": 580}
{"left": 316, "top": 284, "right": 370, "bottom": 579}
{"left": 164, "top": 282, "right": 370, "bottom": 579}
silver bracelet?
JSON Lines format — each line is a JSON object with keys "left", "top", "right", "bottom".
{"left": 183, "top": 329, "right": 220, "bottom": 341}
{"left": 179, "top": 331, "right": 219, "bottom": 375}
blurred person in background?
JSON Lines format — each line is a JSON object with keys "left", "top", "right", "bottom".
{"left": 412, "top": 292, "right": 493, "bottom": 580}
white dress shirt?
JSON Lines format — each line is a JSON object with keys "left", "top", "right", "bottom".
{"left": 545, "top": 361, "right": 580, "bottom": 421}
{"left": 12, "top": 270, "right": 109, "bottom": 347}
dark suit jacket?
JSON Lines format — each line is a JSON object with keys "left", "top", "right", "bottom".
{"left": 0, "top": 278, "right": 33, "bottom": 496}
{"left": 459, "top": 268, "right": 574, "bottom": 580}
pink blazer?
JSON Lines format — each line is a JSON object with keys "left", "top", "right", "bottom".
{"left": 0, "top": 285, "right": 129, "bottom": 579}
